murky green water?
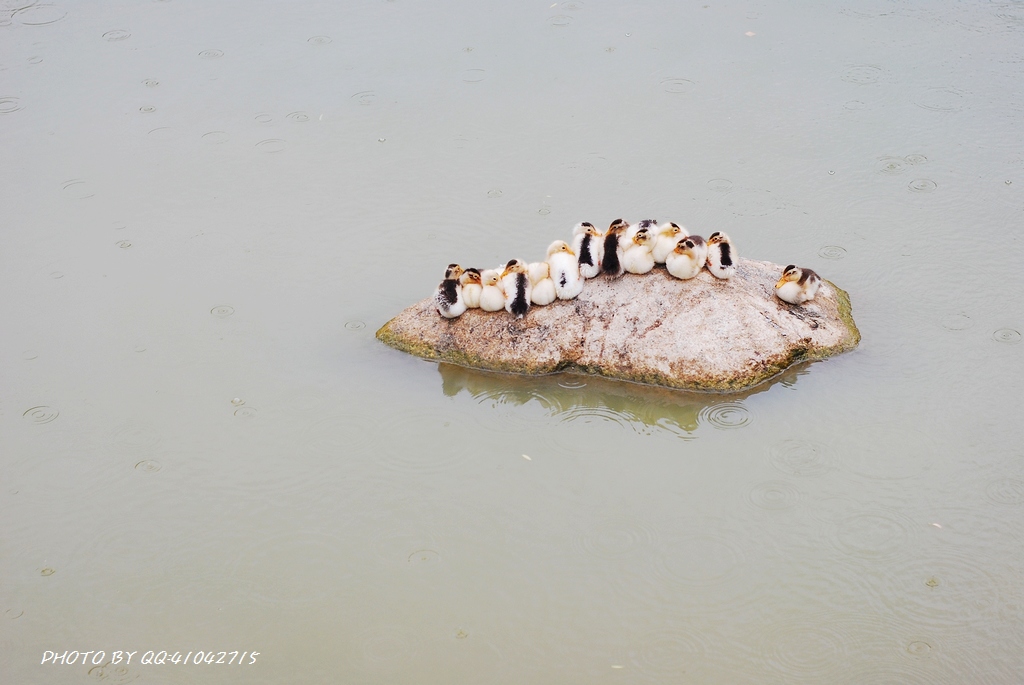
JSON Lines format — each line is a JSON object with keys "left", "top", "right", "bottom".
{"left": 3, "top": 1, "right": 1023, "bottom": 682}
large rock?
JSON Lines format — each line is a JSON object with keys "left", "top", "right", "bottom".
{"left": 376, "top": 258, "right": 860, "bottom": 392}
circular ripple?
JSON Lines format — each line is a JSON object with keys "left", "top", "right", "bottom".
{"left": 844, "top": 100, "right": 867, "bottom": 110}
{"left": 134, "top": 459, "right": 161, "bottom": 473}
{"left": 115, "top": 240, "right": 131, "bottom": 249}
{"left": 255, "top": 139, "right": 285, "bottom": 153}
{"left": 549, "top": 14, "right": 572, "bottom": 26}
{"left": 707, "top": 178, "right": 733, "bottom": 192}
{"left": 210, "top": 304, "right": 234, "bottom": 318}
{"left": 27, "top": 55, "right": 43, "bottom": 64}
{"left": 344, "top": 320, "right": 365, "bottom": 330}
{"left": 61, "top": 179, "right": 94, "bottom": 198}
{"left": 308, "top": 35, "right": 332, "bottom": 45}
{"left": 351, "top": 90, "right": 376, "bottom": 105}
{"left": 254, "top": 113, "right": 272, "bottom": 123}
{"left": 407, "top": 549, "right": 440, "bottom": 565}
{"left": 202, "top": 130, "right": 229, "bottom": 144}
{"left": 143, "top": 79, "right": 159, "bottom": 87}
{"left": 102, "top": 29, "right": 130, "bottom": 41}
{"left": 876, "top": 156, "right": 907, "bottom": 175}
{"left": 661, "top": 77, "right": 695, "bottom": 94}
{"left": 557, "top": 376, "right": 587, "bottom": 389}
{"left": 199, "top": 49, "right": 224, "bottom": 59}
{"left": 986, "top": 477, "right": 1024, "bottom": 504}
{"left": 561, "top": 0, "right": 585, "bottom": 9}
{"left": 904, "top": 153, "right": 928, "bottom": 165}
{"left": 768, "top": 439, "right": 833, "bottom": 476}
{"left": 286, "top": 111, "right": 309, "bottom": 122}
{"left": 941, "top": 313, "right": 972, "bottom": 330}
{"left": 4, "top": 609, "right": 24, "bottom": 620}
{"left": 636, "top": 625, "right": 712, "bottom": 677}
{"left": 40, "top": 567, "right": 55, "bottom": 576}
{"left": 831, "top": 513, "right": 911, "bottom": 560}
{"left": 699, "top": 402, "right": 750, "bottom": 430}
{"left": 138, "top": 105, "right": 155, "bottom": 114}
{"left": 572, "top": 517, "right": 659, "bottom": 559}
{"left": 993, "top": 328, "right": 1021, "bottom": 343}
{"left": 234, "top": 407, "right": 257, "bottom": 419}
{"left": 486, "top": 188, "right": 503, "bottom": 198}
{"left": 761, "top": 618, "right": 849, "bottom": 681}
{"left": 23, "top": 406, "right": 58, "bottom": 424}
{"left": 842, "top": 64, "right": 884, "bottom": 84}
{"left": 719, "top": 188, "right": 785, "bottom": 216}
{"left": 747, "top": 481, "right": 800, "bottom": 510}
{"left": 914, "top": 87, "right": 966, "bottom": 111}
{"left": 15, "top": 4, "right": 65, "bottom": 25}
{"left": 818, "top": 245, "right": 847, "bottom": 260}
{"left": 902, "top": 638, "right": 936, "bottom": 659}
{"left": 908, "top": 179, "right": 937, "bottom": 193}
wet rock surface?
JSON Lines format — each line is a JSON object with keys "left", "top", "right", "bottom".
{"left": 377, "top": 258, "right": 860, "bottom": 392}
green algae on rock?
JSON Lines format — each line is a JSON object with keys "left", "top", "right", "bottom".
{"left": 376, "top": 258, "right": 860, "bottom": 392}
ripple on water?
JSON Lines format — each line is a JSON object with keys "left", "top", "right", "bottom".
{"left": 746, "top": 480, "right": 801, "bottom": 511}
{"left": 660, "top": 77, "right": 695, "bottom": 94}
{"left": 23, "top": 405, "right": 58, "bottom": 424}
{"left": 876, "top": 156, "right": 908, "bottom": 175}
{"left": 0, "top": 97, "right": 23, "bottom": 114}
{"left": 202, "top": 131, "right": 229, "bottom": 144}
{"left": 14, "top": 3, "right": 65, "bottom": 25}
{"left": 461, "top": 69, "right": 486, "bottom": 83}
{"left": 993, "top": 327, "right": 1021, "bottom": 343}
{"left": 255, "top": 139, "right": 286, "bottom": 153}
{"left": 210, "top": 304, "right": 234, "bottom": 318}
{"left": 549, "top": 14, "right": 572, "bottom": 26}
{"left": 351, "top": 90, "right": 376, "bottom": 105}
{"left": 707, "top": 178, "right": 733, "bottom": 192}
{"left": 286, "top": 111, "right": 309, "bottom": 122}
{"left": 102, "top": 29, "right": 130, "bottom": 41}
{"left": 308, "top": 35, "right": 332, "bottom": 45}
{"left": 110, "top": 423, "right": 162, "bottom": 454}
{"left": 61, "top": 179, "right": 95, "bottom": 199}
{"left": 698, "top": 402, "right": 751, "bottom": 430}
{"left": 985, "top": 477, "right": 1024, "bottom": 505}
{"left": 570, "top": 515, "right": 660, "bottom": 559}
{"left": 818, "top": 245, "right": 847, "bottom": 260}
{"left": 633, "top": 623, "right": 713, "bottom": 679}
{"left": 914, "top": 87, "right": 968, "bottom": 111}
{"left": 841, "top": 64, "right": 886, "bottom": 84}
{"left": 908, "top": 178, "right": 937, "bottom": 193}
{"left": 828, "top": 511, "right": 917, "bottom": 561}
{"left": 134, "top": 459, "right": 162, "bottom": 473}
{"left": 904, "top": 153, "right": 928, "bottom": 165}
{"left": 199, "top": 49, "right": 224, "bottom": 59}
{"left": 767, "top": 439, "right": 834, "bottom": 476}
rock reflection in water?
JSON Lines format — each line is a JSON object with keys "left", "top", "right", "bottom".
{"left": 438, "top": 362, "right": 809, "bottom": 436}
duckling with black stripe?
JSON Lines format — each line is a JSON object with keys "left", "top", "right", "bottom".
{"left": 501, "top": 259, "right": 532, "bottom": 318}
{"left": 601, "top": 218, "right": 629, "bottom": 277}
{"left": 435, "top": 263, "right": 467, "bottom": 318}
{"left": 572, "top": 222, "right": 604, "bottom": 279}
{"left": 775, "top": 265, "right": 821, "bottom": 304}
{"left": 706, "top": 231, "right": 737, "bottom": 279}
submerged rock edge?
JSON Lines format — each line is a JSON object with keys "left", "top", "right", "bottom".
{"left": 376, "top": 273, "right": 860, "bottom": 393}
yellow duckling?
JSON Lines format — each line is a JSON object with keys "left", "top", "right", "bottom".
{"left": 572, "top": 222, "right": 605, "bottom": 279}
{"left": 479, "top": 269, "right": 506, "bottom": 312}
{"left": 435, "top": 263, "right": 467, "bottom": 318}
{"left": 528, "top": 260, "right": 557, "bottom": 306}
{"left": 775, "top": 265, "right": 821, "bottom": 304}
{"left": 652, "top": 221, "right": 688, "bottom": 264}
{"left": 459, "top": 268, "right": 483, "bottom": 309}
{"left": 666, "top": 235, "right": 708, "bottom": 280}
{"left": 622, "top": 227, "right": 656, "bottom": 274}
{"left": 706, "top": 231, "right": 737, "bottom": 279}
{"left": 546, "top": 240, "right": 584, "bottom": 299}
{"left": 501, "top": 259, "right": 532, "bottom": 318}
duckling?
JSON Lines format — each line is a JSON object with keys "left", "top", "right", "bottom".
{"left": 547, "top": 240, "right": 585, "bottom": 300}
{"left": 459, "top": 268, "right": 482, "bottom": 309}
{"left": 435, "top": 263, "right": 467, "bottom": 318}
{"left": 652, "top": 221, "right": 688, "bottom": 264}
{"left": 625, "top": 218, "right": 658, "bottom": 245}
{"left": 572, "top": 222, "right": 605, "bottom": 279}
{"left": 706, "top": 231, "right": 737, "bottom": 279}
{"left": 601, "top": 218, "right": 629, "bottom": 277}
{"left": 666, "top": 235, "right": 708, "bottom": 280}
{"left": 529, "top": 260, "right": 557, "bottom": 306}
{"left": 775, "top": 265, "right": 821, "bottom": 304}
{"left": 622, "top": 227, "right": 656, "bottom": 274}
{"left": 479, "top": 269, "right": 506, "bottom": 312}
{"left": 501, "top": 259, "right": 531, "bottom": 318}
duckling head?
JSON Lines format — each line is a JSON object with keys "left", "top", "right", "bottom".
{"left": 584, "top": 223, "right": 603, "bottom": 238}
{"left": 573, "top": 221, "right": 596, "bottom": 236}
{"left": 608, "top": 218, "right": 629, "bottom": 234}
{"left": 502, "top": 259, "right": 528, "bottom": 277}
{"left": 444, "top": 263, "right": 464, "bottom": 280}
{"left": 707, "top": 231, "right": 730, "bottom": 246}
{"left": 481, "top": 269, "right": 501, "bottom": 287}
{"left": 546, "top": 240, "right": 575, "bottom": 258}
{"left": 674, "top": 237, "right": 697, "bottom": 255}
{"left": 775, "top": 264, "right": 809, "bottom": 289}
{"left": 633, "top": 228, "right": 654, "bottom": 247}
{"left": 658, "top": 222, "right": 684, "bottom": 239}
{"left": 459, "top": 268, "right": 482, "bottom": 286}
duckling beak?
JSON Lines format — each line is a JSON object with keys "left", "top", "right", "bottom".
{"left": 774, "top": 276, "right": 788, "bottom": 289}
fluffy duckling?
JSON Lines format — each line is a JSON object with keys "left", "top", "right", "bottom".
{"left": 622, "top": 227, "right": 656, "bottom": 274}
{"left": 435, "top": 263, "right": 467, "bottom": 318}
{"left": 706, "top": 231, "right": 737, "bottom": 279}
{"left": 459, "top": 268, "right": 482, "bottom": 309}
{"left": 572, "top": 222, "right": 605, "bottom": 279}
{"left": 625, "top": 218, "right": 658, "bottom": 245}
{"left": 529, "top": 260, "right": 557, "bottom": 306}
{"left": 601, "top": 219, "right": 629, "bottom": 277}
{"left": 652, "top": 222, "right": 688, "bottom": 264}
{"left": 775, "top": 265, "right": 821, "bottom": 304}
{"left": 479, "top": 269, "right": 506, "bottom": 312}
{"left": 547, "top": 240, "right": 585, "bottom": 300}
{"left": 501, "top": 259, "right": 532, "bottom": 318}
{"left": 666, "top": 235, "right": 708, "bottom": 280}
